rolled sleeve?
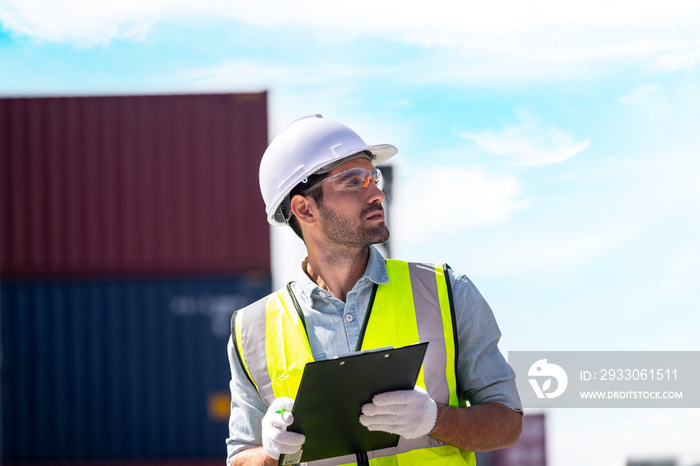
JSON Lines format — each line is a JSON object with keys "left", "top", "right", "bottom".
{"left": 451, "top": 270, "right": 522, "bottom": 413}
{"left": 226, "top": 337, "right": 267, "bottom": 464}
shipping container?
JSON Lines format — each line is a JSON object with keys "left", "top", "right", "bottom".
{"left": 0, "top": 93, "right": 269, "bottom": 279}
{"left": 477, "top": 413, "right": 547, "bottom": 466}
{"left": 1, "top": 274, "right": 271, "bottom": 462}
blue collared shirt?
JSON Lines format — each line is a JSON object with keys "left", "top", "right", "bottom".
{"left": 226, "top": 245, "right": 522, "bottom": 462}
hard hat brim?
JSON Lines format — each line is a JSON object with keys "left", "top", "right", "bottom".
{"left": 313, "top": 144, "right": 397, "bottom": 174}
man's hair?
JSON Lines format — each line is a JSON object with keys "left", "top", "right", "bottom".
{"left": 287, "top": 171, "right": 329, "bottom": 241}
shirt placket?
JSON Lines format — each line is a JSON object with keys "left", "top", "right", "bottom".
{"left": 343, "top": 299, "right": 360, "bottom": 351}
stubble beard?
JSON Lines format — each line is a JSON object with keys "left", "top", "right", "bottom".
{"left": 319, "top": 203, "right": 390, "bottom": 250}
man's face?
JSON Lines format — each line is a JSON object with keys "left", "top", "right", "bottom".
{"left": 316, "top": 157, "right": 390, "bottom": 249}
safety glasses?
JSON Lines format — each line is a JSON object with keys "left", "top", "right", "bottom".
{"left": 304, "top": 167, "right": 383, "bottom": 194}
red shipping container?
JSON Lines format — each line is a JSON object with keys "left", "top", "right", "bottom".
{"left": 0, "top": 93, "right": 270, "bottom": 279}
{"left": 491, "top": 413, "right": 547, "bottom": 466}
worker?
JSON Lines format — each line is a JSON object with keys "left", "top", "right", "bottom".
{"left": 226, "top": 115, "right": 523, "bottom": 465}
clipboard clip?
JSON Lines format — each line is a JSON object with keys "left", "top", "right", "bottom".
{"left": 333, "top": 346, "right": 394, "bottom": 359}
{"left": 361, "top": 346, "right": 393, "bottom": 354}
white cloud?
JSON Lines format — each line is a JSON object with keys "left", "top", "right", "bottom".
{"left": 2, "top": 0, "right": 700, "bottom": 79}
{"left": 619, "top": 84, "right": 660, "bottom": 105}
{"left": 427, "top": 133, "right": 700, "bottom": 280}
{"left": 607, "top": 158, "right": 641, "bottom": 167}
{"left": 0, "top": 0, "right": 169, "bottom": 44}
{"left": 174, "top": 59, "right": 417, "bottom": 146}
{"left": 464, "top": 228, "right": 629, "bottom": 278}
{"left": 177, "top": 60, "right": 306, "bottom": 93}
{"left": 462, "top": 111, "right": 590, "bottom": 166}
{"left": 392, "top": 165, "right": 528, "bottom": 242}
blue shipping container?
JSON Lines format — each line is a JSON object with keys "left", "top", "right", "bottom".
{"left": 1, "top": 274, "right": 271, "bottom": 462}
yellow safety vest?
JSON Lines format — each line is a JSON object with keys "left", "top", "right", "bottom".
{"left": 231, "top": 259, "right": 476, "bottom": 466}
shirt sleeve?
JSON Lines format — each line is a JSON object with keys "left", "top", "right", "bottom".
{"left": 226, "top": 336, "right": 268, "bottom": 465}
{"left": 450, "top": 269, "right": 523, "bottom": 413}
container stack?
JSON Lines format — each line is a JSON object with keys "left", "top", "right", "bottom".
{"left": 0, "top": 93, "right": 271, "bottom": 464}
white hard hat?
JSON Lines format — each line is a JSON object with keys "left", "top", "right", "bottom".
{"left": 259, "top": 114, "right": 397, "bottom": 226}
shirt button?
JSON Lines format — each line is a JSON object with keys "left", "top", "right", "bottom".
{"left": 345, "top": 314, "right": 354, "bottom": 322}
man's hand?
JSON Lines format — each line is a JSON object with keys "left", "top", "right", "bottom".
{"left": 262, "top": 397, "right": 306, "bottom": 460}
{"left": 359, "top": 386, "right": 438, "bottom": 439}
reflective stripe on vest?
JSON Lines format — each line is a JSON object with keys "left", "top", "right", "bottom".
{"left": 231, "top": 260, "right": 475, "bottom": 466}
{"left": 233, "top": 287, "right": 314, "bottom": 404}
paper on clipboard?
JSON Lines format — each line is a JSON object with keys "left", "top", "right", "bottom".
{"left": 279, "top": 342, "right": 429, "bottom": 465}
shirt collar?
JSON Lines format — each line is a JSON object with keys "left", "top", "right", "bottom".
{"left": 364, "top": 244, "right": 390, "bottom": 285}
{"left": 294, "top": 245, "right": 389, "bottom": 303}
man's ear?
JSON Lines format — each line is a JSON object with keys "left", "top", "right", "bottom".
{"left": 290, "top": 194, "right": 318, "bottom": 227}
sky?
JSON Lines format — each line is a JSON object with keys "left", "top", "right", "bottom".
{"left": 2, "top": 0, "right": 700, "bottom": 464}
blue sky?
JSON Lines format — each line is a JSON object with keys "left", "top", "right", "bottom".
{"left": 2, "top": 1, "right": 700, "bottom": 464}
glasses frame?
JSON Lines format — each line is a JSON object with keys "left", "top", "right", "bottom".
{"left": 303, "top": 167, "right": 383, "bottom": 195}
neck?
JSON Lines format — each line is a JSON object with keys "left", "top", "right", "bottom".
{"left": 303, "top": 244, "right": 371, "bottom": 302}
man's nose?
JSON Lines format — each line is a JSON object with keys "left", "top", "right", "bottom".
{"left": 366, "top": 180, "right": 385, "bottom": 203}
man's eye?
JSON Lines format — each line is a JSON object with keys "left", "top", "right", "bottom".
{"left": 339, "top": 176, "right": 363, "bottom": 188}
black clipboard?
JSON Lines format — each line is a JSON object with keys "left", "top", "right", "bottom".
{"left": 279, "top": 342, "right": 429, "bottom": 465}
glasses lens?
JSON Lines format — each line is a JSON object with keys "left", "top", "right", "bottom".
{"left": 330, "top": 168, "right": 382, "bottom": 192}
{"left": 303, "top": 167, "right": 384, "bottom": 194}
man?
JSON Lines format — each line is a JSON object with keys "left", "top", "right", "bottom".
{"left": 227, "top": 115, "right": 522, "bottom": 465}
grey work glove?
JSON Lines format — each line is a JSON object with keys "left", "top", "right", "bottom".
{"left": 359, "top": 386, "right": 438, "bottom": 439}
{"left": 262, "top": 397, "right": 306, "bottom": 460}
